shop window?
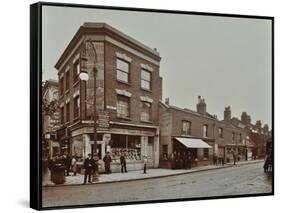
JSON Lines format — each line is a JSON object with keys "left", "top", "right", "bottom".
{"left": 218, "top": 127, "right": 223, "bottom": 138}
{"left": 238, "top": 147, "right": 244, "bottom": 155}
{"left": 141, "top": 69, "right": 152, "bottom": 90}
{"left": 203, "top": 148, "right": 209, "bottom": 159}
{"left": 110, "top": 134, "right": 141, "bottom": 162}
{"left": 203, "top": 124, "right": 208, "bottom": 137}
{"left": 116, "top": 95, "right": 130, "bottom": 119}
{"left": 117, "top": 58, "right": 130, "bottom": 83}
{"left": 140, "top": 102, "right": 152, "bottom": 122}
{"left": 73, "top": 60, "right": 80, "bottom": 83}
{"left": 227, "top": 147, "right": 233, "bottom": 154}
{"left": 182, "top": 120, "right": 191, "bottom": 135}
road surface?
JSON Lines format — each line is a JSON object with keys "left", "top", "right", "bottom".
{"left": 42, "top": 162, "right": 272, "bottom": 207}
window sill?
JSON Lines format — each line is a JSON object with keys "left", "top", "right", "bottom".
{"left": 116, "top": 116, "right": 131, "bottom": 121}
{"left": 141, "top": 87, "right": 152, "bottom": 93}
{"left": 140, "top": 120, "right": 153, "bottom": 124}
{"left": 117, "top": 79, "right": 131, "bottom": 86}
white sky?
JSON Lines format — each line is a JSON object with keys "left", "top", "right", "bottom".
{"left": 42, "top": 5, "right": 272, "bottom": 128}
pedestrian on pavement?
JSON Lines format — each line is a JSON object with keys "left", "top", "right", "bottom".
{"left": 179, "top": 152, "right": 184, "bottom": 169}
{"left": 213, "top": 153, "right": 218, "bottom": 166}
{"left": 64, "top": 154, "right": 72, "bottom": 176}
{"left": 170, "top": 152, "right": 176, "bottom": 169}
{"left": 175, "top": 151, "right": 179, "bottom": 169}
{"left": 232, "top": 150, "right": 237, "bottom": 166}
{"left": 103, "top": 152, "right": 112, "bottom": 174}
{"left": 221, "top": 157, "right": 225, "bottom": 166}
{"left": 183, "top": 151, "right": 188, "bottom": 169}
{"left": 83, "top": 153, "right": 93, "bottom": 184}
{"left": 71, "top": 155, "right": 77, "bottom": 176}
{"left": 120, "top": 152, "right": 127, "bottom": 173}
{"left": 187, "top": 151, "right": 192, "bottom": 169}
{"left": 143, "top": 155, "right": 148, "bottom": 174}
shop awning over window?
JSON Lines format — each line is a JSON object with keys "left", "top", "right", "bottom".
{"left": 174, "top": 137, "right": 211, "bottom": 148}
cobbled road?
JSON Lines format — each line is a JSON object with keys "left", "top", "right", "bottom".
{"left": 42, "top": 162, "right": 272, "bottom": 207}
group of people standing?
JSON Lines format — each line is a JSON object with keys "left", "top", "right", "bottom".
{"left": 213, "top": 154, "right": 225, "bottom": 166}
{"left": 170, "top": 151, "right": 193, "bottom": 170}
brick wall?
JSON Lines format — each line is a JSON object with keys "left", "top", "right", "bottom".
{"left": 104, "top": 41, "right": 161, "bottom": 126}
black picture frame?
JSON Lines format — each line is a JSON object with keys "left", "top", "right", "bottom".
{"left": 30, "top": 1, "right": 274, "bottom": 210}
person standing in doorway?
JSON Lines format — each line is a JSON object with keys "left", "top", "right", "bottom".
{"left": 103, "top": 152, "right": 112, "bottom": 174}
{"left": 143, "top": 155, "right": 148, "bottom": 174}
{"left": 83, "top": 153, "right": 93, "bottom": 184}
{"left": 120, "top": 153, "right": 127, "bottom": 173}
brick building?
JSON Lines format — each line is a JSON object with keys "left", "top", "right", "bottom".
{"left": 230, "top": 113, "right": 271, "bottom": 159}
{"left": 159, "top": 96, "right": 254, "bottom": 168}
{"left": 42, "top": 79, "right": 60, "bottom": 158}
{"left": 55, "top": 23, "right": 162, "bottom": 172}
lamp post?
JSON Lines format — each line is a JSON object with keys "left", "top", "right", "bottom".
{"left": 79, "top": 39, "right": 98, "bottom": 155}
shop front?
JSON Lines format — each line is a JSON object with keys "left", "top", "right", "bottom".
{"left": 69, "top": 123, "right": 159, "bottom": 173}
{"left": 225, "top": 144, "right": 247, "bottom": 163}
{"left": 172, "top": 137, "right": 213, "bottom": 168}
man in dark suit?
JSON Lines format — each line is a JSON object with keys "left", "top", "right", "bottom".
{"left": 120, "top": 153, "right": 127, "bottom": 173}
{"left": 83, "top": 153, "right": 93, "bottom": 184}
{"left": 103, "top": 152, "right": 112, "bottom": 174}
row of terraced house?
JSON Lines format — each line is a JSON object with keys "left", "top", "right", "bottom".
{"left": 42, "top": 22, "right": 271, "bottom": 173}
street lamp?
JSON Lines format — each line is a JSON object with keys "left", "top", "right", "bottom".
{"left": 79, "top": 40, "right": 100, "bottom": 181}
{"left": 79, "top": 40, "right": 98, "bottom": 155}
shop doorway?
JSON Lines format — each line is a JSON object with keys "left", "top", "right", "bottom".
{"left": 91, "top": 144, "right": 102, "bottom": 159}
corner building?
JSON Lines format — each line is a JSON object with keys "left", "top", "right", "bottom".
{"left": 55, "top": 23, "right": 162, "bottom": 172}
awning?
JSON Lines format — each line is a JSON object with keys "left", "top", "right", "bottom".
{"left": 174, "top": 137, "right": 211, "bottom": 148}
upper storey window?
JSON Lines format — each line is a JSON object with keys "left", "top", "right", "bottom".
{"left": 117, "top": 58, "right": 130, "bottom": 83}
{"left": 141, "top": 69, "right": 152, "bottom": 90}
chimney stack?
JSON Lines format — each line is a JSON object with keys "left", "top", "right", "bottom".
{"left": 196, "top": 96, "right": 207, "bottom": 115}
{"left": 256, "top": 120, "right": 262, "bottom": 129}
{"left": 224, "top": 106, "right": 231, "bottom": 121}
{"left": 264, "top": 124, "right": 269, "bottom": 133}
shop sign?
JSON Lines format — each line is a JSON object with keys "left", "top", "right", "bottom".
{"left": 98, "top": 110, "right": 110, "bottom": 130}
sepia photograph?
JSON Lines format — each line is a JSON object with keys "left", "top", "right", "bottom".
{"left": 32, "top": 2, "right": 273, "bottom": 210}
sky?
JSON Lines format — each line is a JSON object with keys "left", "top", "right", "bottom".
{"left": 42, "top": 5, "right": 272, "bottom": 128}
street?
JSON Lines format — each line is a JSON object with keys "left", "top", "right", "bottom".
{"left": 42, "top": 162, "right": 272, "bottom": 207}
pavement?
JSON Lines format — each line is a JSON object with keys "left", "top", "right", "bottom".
{"left": 43, "top": 159, "right": 264, "bottom": 187}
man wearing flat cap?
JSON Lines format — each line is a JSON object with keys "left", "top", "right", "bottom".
{"left": 83, "top": 153, "right": 93, "bottom": 184}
